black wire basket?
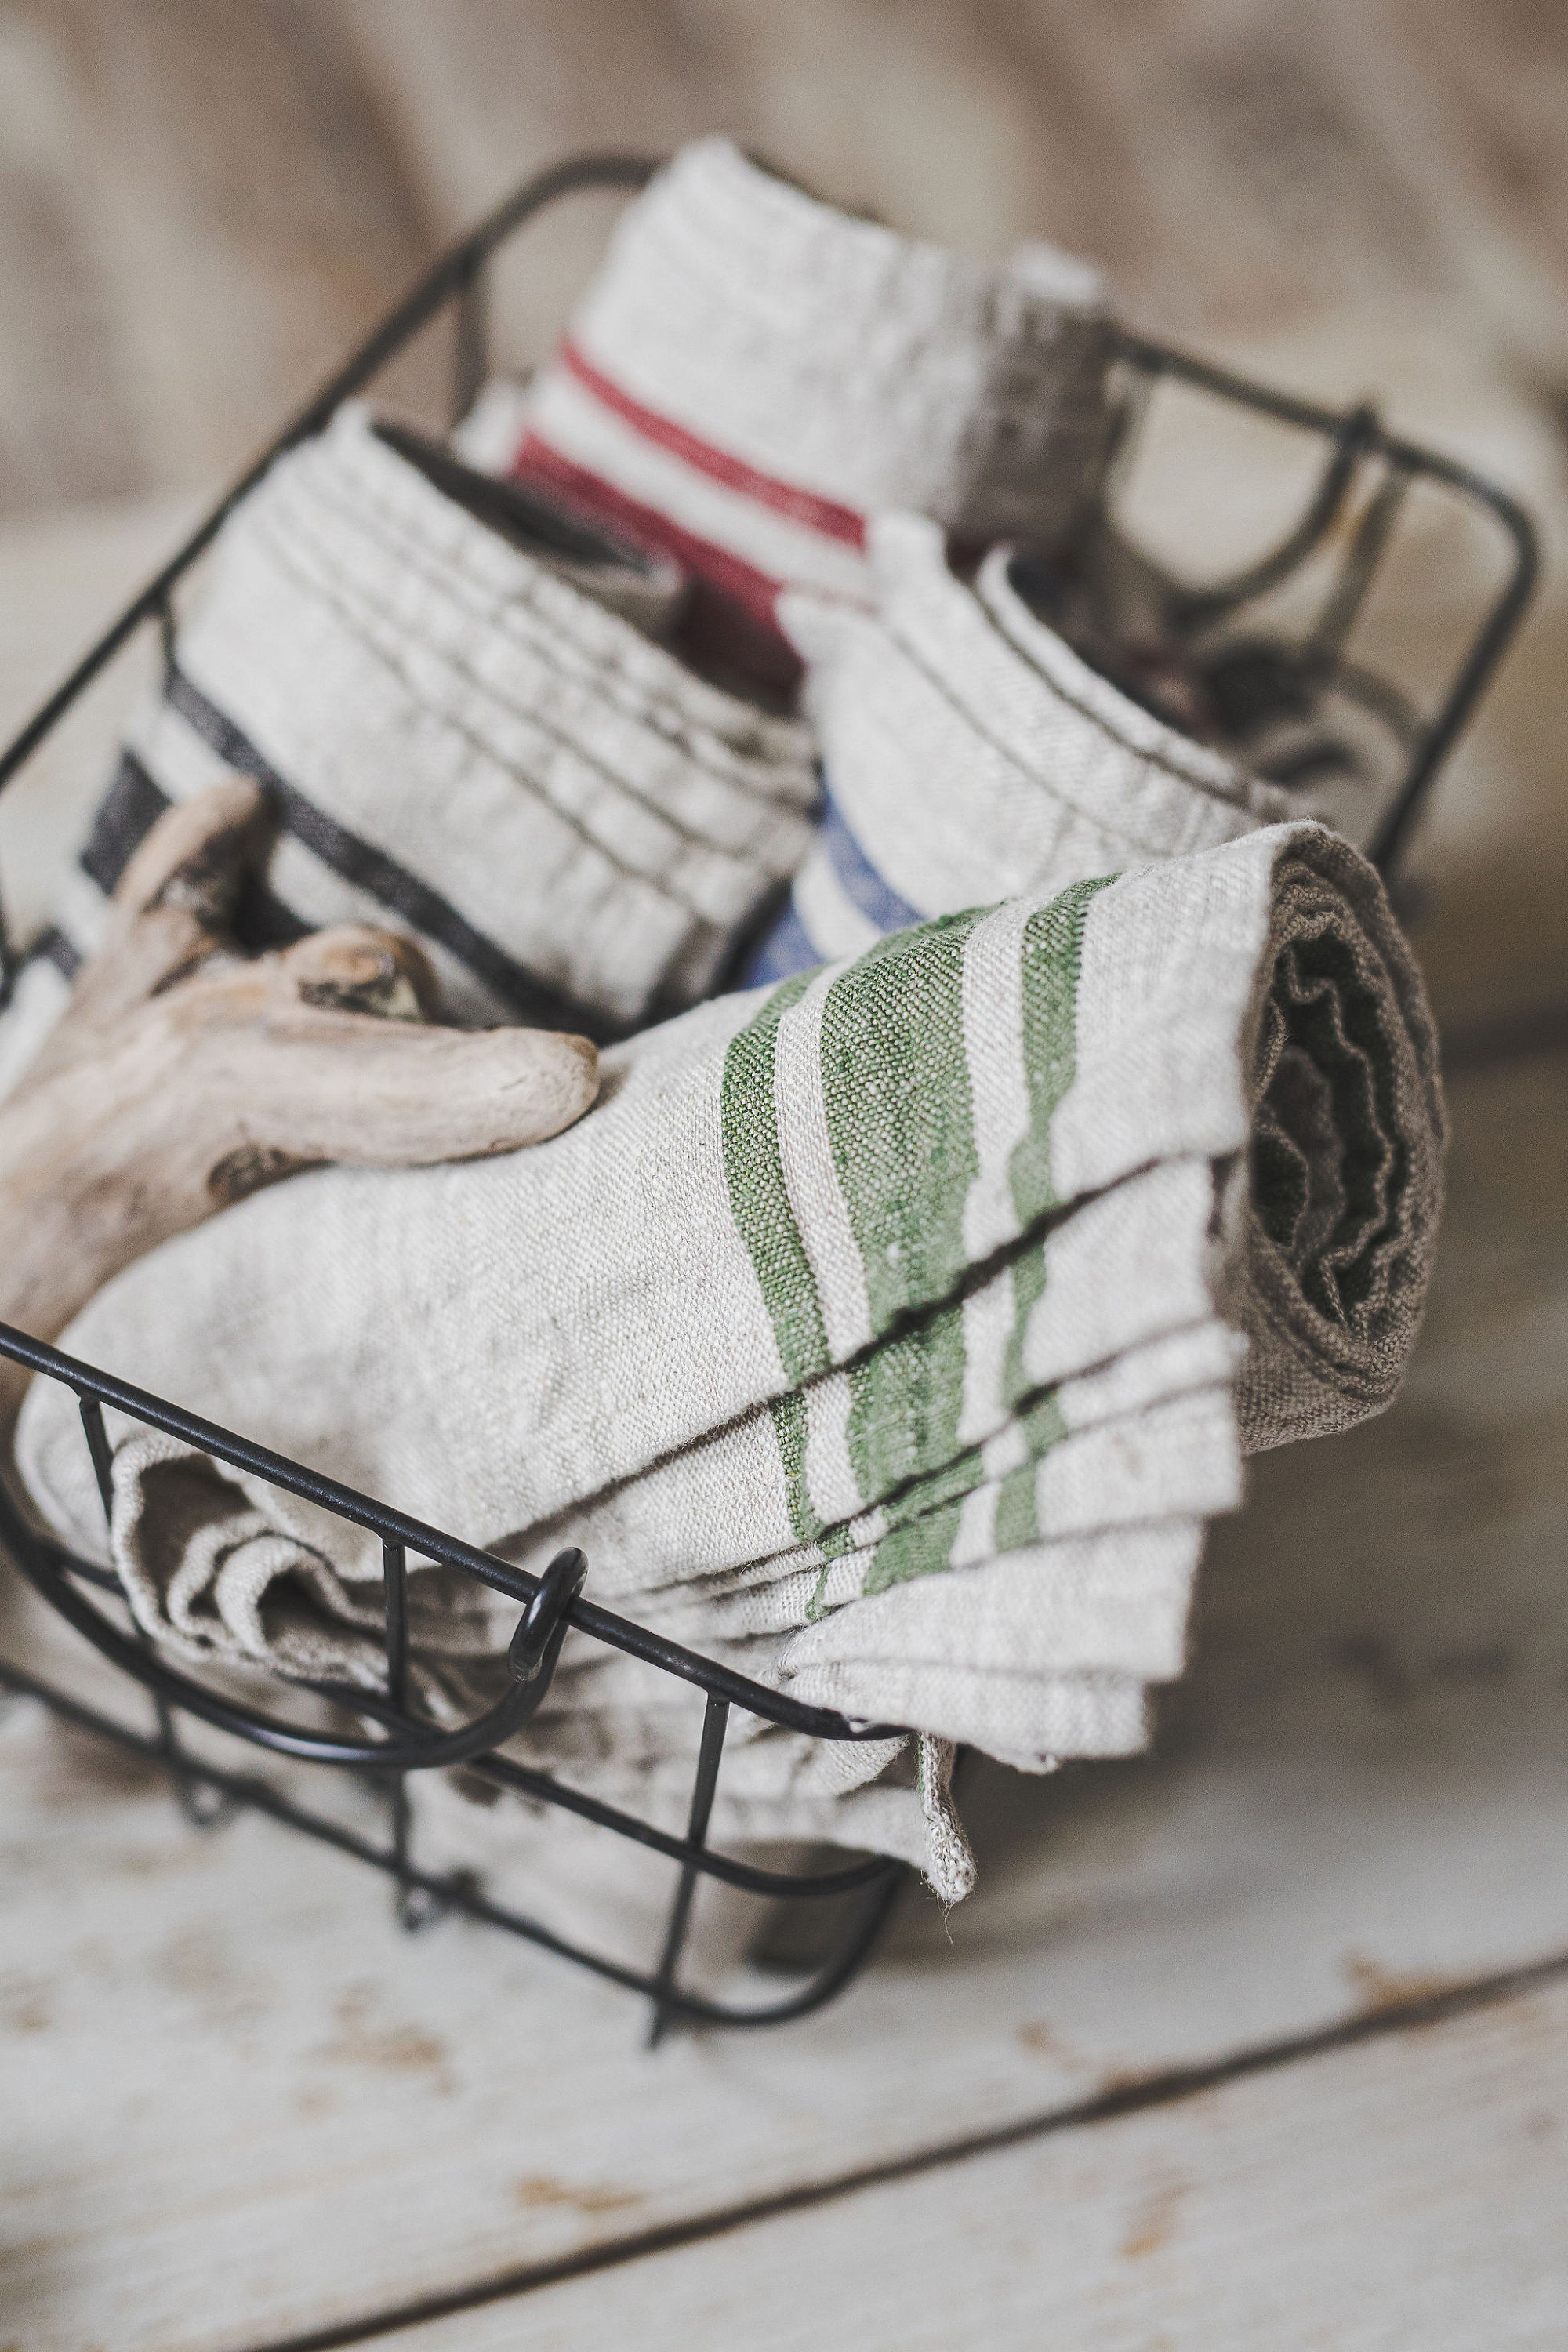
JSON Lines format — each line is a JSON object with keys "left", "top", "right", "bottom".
{"left": 0, "top": 152, "right": 1538, "bottom": 2042}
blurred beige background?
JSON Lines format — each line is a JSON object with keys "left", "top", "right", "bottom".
{"left": 1, "top": 0, "right": 1566, "bottom": 1026}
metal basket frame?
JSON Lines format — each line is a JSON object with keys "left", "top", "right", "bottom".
{"left": 0, "top": 152, "right": 1539, "bottom": 2041}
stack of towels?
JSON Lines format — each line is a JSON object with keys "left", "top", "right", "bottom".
{"left": 3, "top": 138, "right": 1446, "bottom": 1902}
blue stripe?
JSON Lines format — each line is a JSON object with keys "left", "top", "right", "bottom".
{"left": 820, "top": 789, "right": 922, "bottom": 934}
{"left": 736, "top": 897, "right": 822, "bottom": 987}
{"left": 735, "top": 778, "right": 925, "bottom": 991}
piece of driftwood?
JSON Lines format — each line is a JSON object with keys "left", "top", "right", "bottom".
{"left": 0, "top": 777, "right": 597, "bottom": 1404}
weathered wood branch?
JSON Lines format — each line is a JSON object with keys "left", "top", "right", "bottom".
{"left": 0, "top": 779, "right": 597, "bottom": 1414}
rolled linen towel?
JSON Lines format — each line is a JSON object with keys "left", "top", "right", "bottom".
{"left": 485, "top": 136, "right": 1115, "bottom": 690}
{"left": 0, "top": 402, "right": 818, "bottom": 1097}
{"left": 16, "top": 821, "right": 1443, "bottom": 1888}
{"left": 742, "top": 511, "right": 1293, "bottom": 985}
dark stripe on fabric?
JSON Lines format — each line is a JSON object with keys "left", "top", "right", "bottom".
{"left": 35, "top": 925, "right": 82, "bottom": 980}
{"left": 513, "top": 436, "right": 804, "bottom": 695}
{"left": 820, "top": 791, "right": 923, "bottom": 934}
{"left": 558, "top": 339, "right": 868, "bottom": 546}
{"left": 78, "top": 750, "right": 169, "bottom": 896}
{"left": 74, "top": 744, "right": 311, "bottom": 959}
{"left": 163, "top": 662, "right": 615, "bottom": 1041}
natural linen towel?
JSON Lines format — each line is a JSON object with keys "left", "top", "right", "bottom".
{"left": 0, "top": 402, "right": 818, "bottom": 1098}
{"left": 16, "top": 820, "right": 1445, "bottom": 1889}
{"left": 485, "top": 135, "right": 1115, "bottom": 690}
{"left": 742, "top": 511, "right": 1294, "bottom": 984}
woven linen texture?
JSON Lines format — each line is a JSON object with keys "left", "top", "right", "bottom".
{"left": 492, "top": 136, "right": 1114, "bottom": 688}
{"left": 17, "top": 821, "right": 1444, "bottom": 1891}
{"left": 0, "top": 401, "right": 818, "bottom": 1099}
{"left": 742, "top": 512, "right": 1294, "bottom": 984}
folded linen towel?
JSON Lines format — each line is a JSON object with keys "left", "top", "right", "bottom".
{"left": 999, "top": 523, "right": 1409, "bottom": 848}
{"left": 488, "top": 136, "right": 1115, "bottom": 690}
{"left": 742, "top": 511, "right": 1294, "bottom": 984}
{"left": 0, "top": 402, "right": 818, "bottom": 1098}
{"left": 16, "top": 820, "right": 1444, "bottom": 1886}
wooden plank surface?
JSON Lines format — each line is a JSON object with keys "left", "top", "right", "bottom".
{"left": 369, "top": 1969, "right": 1568, "bottom": 2352}
{"left": 3, "top": 1044, "right": 1566, "bottom": 2352}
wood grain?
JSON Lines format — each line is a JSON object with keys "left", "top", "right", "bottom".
{"left": 369, "top": 1969, "right": 1568, "bottom": 2351}
{"left": 0, "top": 12, "right": 148, "bottom": 514}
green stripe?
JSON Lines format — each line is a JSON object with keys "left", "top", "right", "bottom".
{"left": 993, "top": 1461, "right": 1040, "bottom": 1554}
{"left": 1005, "top": 874, "right": 1116, "bottom": 1403}
{"left": 728, "top": 882, "right": 1116, "bottom": 1620}
{"left": 1003, "top": 1246, "right": 1048, "bottom": 1416}
{"left": 864, "top": 1501, "right": 964, "bottom": 1594}
{"left": 1016, "top": 1385, "right": 1069, "bottom": 1458}
{"left": 844, "top": 1308, "right": 964, "bottom": 1524}
{"left": 820, "top": 908, "right": 987, "bottom": 1334}
{"left": 768, "top": 1391, "right": 818, "bottom": 1547}
{"left": 818, "top": 909, "right": 989, "bottom": 1522}
{"left": 811, "top": 1345, "right": 1077, "bottom": 1608}
{"left": 720, "top": 970, "right": 829, "bottom": 1388}
{"left": 874, "top": 1427, "right": 987, "bottom": 1530}
{"left": 857, "top": 1376, "right": 1070, "bottom": 1591}
{"left": 779, "top": 1388, "right": 861, "bottom": 1618}
{"left": 1007, "top": 876, "right": 1116, "bottom": 1229}
{"left": 724, "top": 975, "right": 840, "bottom": 1585}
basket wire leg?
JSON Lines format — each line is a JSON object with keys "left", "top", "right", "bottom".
{"left": 76, "top": 1394, "right": 229, "bottom": 1827}
{"left": 646, "top": 1693, "right": 730, "bottom": 2049}
{"left": 1304, "top": 459, "right": 1412, "bottom": 670}
{"left": 381, "top": 1537, "right": 437, "bottom": 1931}
{"left": 0, "top": 869, "right": 15, "bottom": 1013}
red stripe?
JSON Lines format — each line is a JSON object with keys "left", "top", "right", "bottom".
{"left": 514, "top": 434, "right": 783, "bottom": 622}
{"left": 513, "top": 436, "right": 804, "bottom": 694}
{"left": 559, "top": 340, "right": 867, "bottom": 548}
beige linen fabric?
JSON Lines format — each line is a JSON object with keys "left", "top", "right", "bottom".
{"left": 16, "top": 822, "right": 1443, "bottom": 1891}
{"left": 495, "top": 136, "right": 1116, "bottom": 688}
{"left": 744, "top": 512, "right": 1292, "bottom": 983}
{"left": 0, "top": 401, "right": 817, "bottom": 1096}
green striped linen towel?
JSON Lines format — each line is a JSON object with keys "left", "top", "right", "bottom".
{"left": 15, "top": 819, "right": 1444, "bottom": 1891}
